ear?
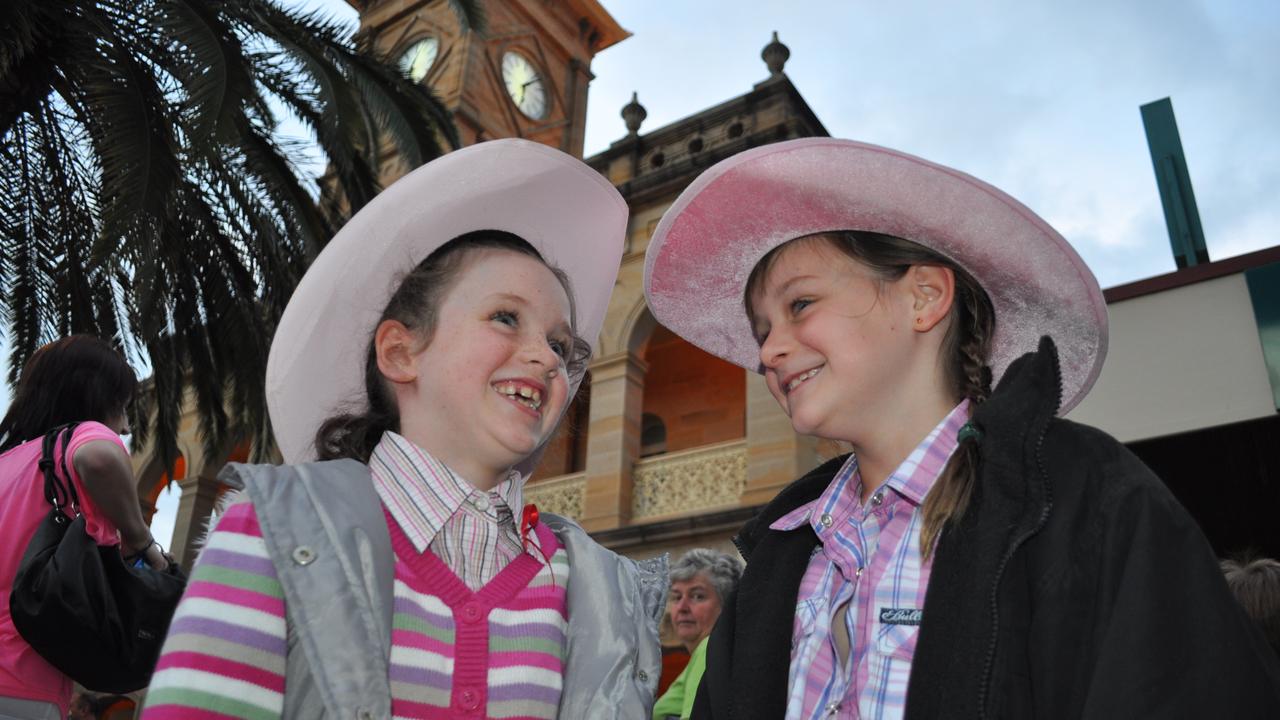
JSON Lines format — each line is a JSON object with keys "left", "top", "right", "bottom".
{"left": 374, "top": 319, "right": 420, "bottom": 384}
{"left": 908, "top": 265, "right": 956, "bottom": 333}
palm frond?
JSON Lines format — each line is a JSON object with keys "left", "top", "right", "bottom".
{"left": 2, "top": 0, "right": 469, "bottom": 473}
{"left": 154, "top": 0, "right": 258, "bottom": 142}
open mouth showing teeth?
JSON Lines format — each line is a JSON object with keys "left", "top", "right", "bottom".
{"left": 494, "top": 382, "right": 542, "bottom": 411}
{"left": 786, "top": 367, "right": 822, "bottom": 393}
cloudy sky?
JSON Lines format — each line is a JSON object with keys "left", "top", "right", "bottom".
{"left": 11, "top": 0, "right": 1279, "bottom": 547}
{"left": 298, "top": 0, "right": 1278, "bottom": 290}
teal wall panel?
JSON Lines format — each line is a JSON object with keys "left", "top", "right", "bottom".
{"left": 1245, "top": 261, "right": 1280, "bottom": 411}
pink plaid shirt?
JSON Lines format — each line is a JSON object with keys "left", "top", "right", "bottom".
{"left": 769, "top": 401, "right": 968, "bottom": 720}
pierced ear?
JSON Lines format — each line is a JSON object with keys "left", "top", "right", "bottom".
{"left": 374, "top": 319, "right": 419, "bottom": 384}
{"left": 909, "top": 265, "right": 956, "bottom": 333}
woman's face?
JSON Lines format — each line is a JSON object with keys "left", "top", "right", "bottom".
{"left": 668, "top": 571, "right": 723, "bottom": 648}
{"left": 389, "top": 249, "right": 574, "bottom": 487}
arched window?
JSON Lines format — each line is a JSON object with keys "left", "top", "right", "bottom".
{"left": 641, "top": 413, "right": 667, "bottom": 458}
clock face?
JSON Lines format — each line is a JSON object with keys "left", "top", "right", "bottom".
{"left": 501, "top": 51, "right": 548, "bottom": 120}
{"left": 399, "top": 37, "right": 439, "bottom": 83}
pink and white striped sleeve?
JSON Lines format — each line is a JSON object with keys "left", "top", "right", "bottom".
{"left": 141, "top": 500, "right": 286, "bottom": 719}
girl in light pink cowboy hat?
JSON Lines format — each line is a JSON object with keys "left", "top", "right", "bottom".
{"left": 142, "top": 139, "right": 666, "bottom": 719}
{"left": 644, "top": 138, "right": 1280, "bottom": 719}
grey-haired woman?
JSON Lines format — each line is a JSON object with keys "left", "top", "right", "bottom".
{"left": 653, "top": 549, "right": 743, "bottom": 720}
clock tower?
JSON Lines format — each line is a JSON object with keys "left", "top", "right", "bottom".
{"left": 349, "top": 0, "right": 628, "bottom": 159}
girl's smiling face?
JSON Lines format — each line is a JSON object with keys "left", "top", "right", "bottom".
{"left": 748, "top": 238, "right": 919, "bottom": 445}
{"left": 379, "top": 248, "right": 575, "bottom": 488}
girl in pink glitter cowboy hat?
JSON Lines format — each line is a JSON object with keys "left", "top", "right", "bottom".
{"left": 644, "top": 138, "right": 1280, "bottom": 719}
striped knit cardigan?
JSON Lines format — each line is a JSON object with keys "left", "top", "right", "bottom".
{"left": 143, "top": 459, "right": 665, "bottom": 719}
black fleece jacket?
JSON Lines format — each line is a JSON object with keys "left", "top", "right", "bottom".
{"left": 693, "top": 337, "right": 1280, "bottom": 719}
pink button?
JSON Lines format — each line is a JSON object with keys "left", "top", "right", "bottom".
{"left": 462, "top": 602, "right": 482, "bottom": 623}
{"left": 459, "top": 689, "right": 479, "bottom": 710}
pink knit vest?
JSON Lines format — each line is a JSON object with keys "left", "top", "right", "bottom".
{"left": 384, "top": 509, "right": 569, "bottom": 719}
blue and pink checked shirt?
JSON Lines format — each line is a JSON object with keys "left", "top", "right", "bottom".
{"left": 769, "top": 401, "right": 969, "bottom": 720}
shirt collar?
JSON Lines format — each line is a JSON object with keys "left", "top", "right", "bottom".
{"left": 368, "top": 431, "right": 523, "bottom": 551}
{"left": 768, "top": 399, "right": 970, "bottom": 532}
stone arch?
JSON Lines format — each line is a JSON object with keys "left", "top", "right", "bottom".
{"left": 624, "top": 302, "right": 658, "bottom": 357}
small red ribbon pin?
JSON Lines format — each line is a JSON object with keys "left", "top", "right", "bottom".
{"left": 520, "top": 503, "right": 555, "bottom": 582}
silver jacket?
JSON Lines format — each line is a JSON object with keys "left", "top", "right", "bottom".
{"left": 222, "top": 459, "right": 667, "bottom": 719}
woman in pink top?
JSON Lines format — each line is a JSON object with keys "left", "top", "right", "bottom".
{"left": 0, "top": 336, "right": 168, "bottom": 720}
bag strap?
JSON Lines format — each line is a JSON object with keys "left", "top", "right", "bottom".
{"left": 39, "top": 422, "right": 81, "bottom": 517}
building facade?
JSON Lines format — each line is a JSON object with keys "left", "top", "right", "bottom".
{"left": 139, "top": 0, "right": 1280, "bottom": 584}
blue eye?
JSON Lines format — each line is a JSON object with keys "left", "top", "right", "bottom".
{"left": 790, "top": 298, "right": 812, "bottom": 315}
{"left": 492, "top": 310, "right": 518, "bottom": 327}
{"left": 548, "top": 338, "right": 570, "bottom": 360}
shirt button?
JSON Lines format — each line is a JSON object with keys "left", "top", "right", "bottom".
{"left": 291, "top": 546, "right": 316, "bottom": 566}
{"left": 871, "top": 491, "right": 884, "bottom": 507}
{"left": 637, "top": 669, "right": 649, "bottom": 682}
{"left": 459, "top": 688, "right": 479, "bottom": 710}
{"left": 355, "top": 709, "right": 374, "bottom": 720}
{"left": 462, "top": 602, "right": 483, "bottom": 623}
{"left": 473, "top": 495, "right": 491, "bottom": 512}
{"left": 819, "top": 513, "right": 834, "bottom": 528}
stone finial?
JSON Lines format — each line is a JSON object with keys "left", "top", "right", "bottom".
{"left": 622, "top": 91, "right": 647, "bottom": 137}
{"left": 762, "top": 31, "right": 790, "bottom": 77}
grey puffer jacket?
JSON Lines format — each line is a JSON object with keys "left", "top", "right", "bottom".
{"left": 219, "top": 459, "right": 667, "bottom": 720}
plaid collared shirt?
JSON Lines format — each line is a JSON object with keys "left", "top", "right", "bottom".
{"left": 769, "top": 401, "right": 968, "bottom": 720}
{"left": 368, "top": 431, "right": 529, "bottom": 591}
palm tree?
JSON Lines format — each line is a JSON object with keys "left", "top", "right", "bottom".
{"left": 0, "top": 0, "right": 483, "bottom": 472}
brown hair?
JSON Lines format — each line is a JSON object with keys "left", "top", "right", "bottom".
{"left": 0, "top": 335, "right": 137, "bottom": 453}
{"left": 314, "top": 230, "right": 590, "bottom": 462}
{"left": 1221, "top": 557, "right": 1280, "bottom": 657}
{"left": 745, "top": 230, "right": 995, "bottom": 554}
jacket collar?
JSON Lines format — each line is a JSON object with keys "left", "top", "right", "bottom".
{"left": 971, "top": 335, "right": 1063, "bottom": 463}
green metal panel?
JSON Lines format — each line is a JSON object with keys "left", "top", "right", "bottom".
{"left": 1245, "top": 262, "right": 1280, "bottom": 411}
{"left": 1141, "top": 98, "right": 1210, "bottom": 268}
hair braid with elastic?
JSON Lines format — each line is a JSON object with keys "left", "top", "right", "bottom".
{"left": 919, "top": 279, "right": 994, "bottom": 555}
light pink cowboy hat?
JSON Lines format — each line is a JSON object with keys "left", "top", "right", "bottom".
{"left": 643, "top": 137, "right": 1108, "bottom": 414}
{"left": 268, "top": 139, "right": 628, "bottom": 464}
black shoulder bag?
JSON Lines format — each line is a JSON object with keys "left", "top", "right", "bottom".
{"left": 8, "top": 423, "right": 188, "bottom": 692}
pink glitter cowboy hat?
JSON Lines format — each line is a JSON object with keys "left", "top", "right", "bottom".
{"left": 268, "top": 139, "right": 628, "bottom": 464}
{"left": 643, "top": 137, "right": 1108, "bottom": 414}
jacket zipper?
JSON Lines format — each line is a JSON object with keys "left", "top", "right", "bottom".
{"left": 974, "top": 350, "right": 1062, "bottom": 718}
